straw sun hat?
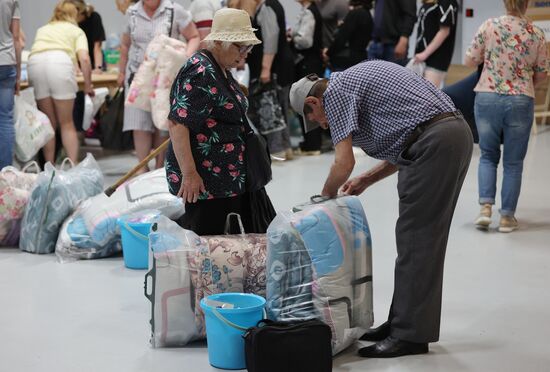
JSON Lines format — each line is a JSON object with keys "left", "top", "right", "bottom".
{"left": 203, "top": 8, "right": 261, "bottom": 45}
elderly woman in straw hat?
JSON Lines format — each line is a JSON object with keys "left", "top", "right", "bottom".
{"left": 165, "top": 8, "right": 276, "bottom": 235}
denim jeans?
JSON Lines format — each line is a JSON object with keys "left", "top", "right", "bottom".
{"left": 0, "top": 65, "right": 16, "bottom": 169}
{"left": 474, "top": 92, "right": 534, "bottom": 216}
{"left": 367, "top": 41, "right": 407, "bottom": 66}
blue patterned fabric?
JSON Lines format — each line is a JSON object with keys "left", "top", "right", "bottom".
{"left": 324, "top": 60, "right": 456, "bottom": 163}
{"left": 266, "top": 215, "right": 316, "bottom": 321}
{"left": 19, "top": 155, "right": 104, "bottom": 254}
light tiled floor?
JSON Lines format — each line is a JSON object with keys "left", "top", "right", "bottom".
{"left": 1, "top": 129, "right": 550, "bottom": 372}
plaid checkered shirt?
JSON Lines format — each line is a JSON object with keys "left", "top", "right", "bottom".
{"left": 323, "top": 60, "right": 456, "bottom": 163}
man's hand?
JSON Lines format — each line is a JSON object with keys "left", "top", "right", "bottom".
{"left": 394, "top": 36, "right": 408, "bottom": 60}
{"left": 178, "top": 170, "right": 206, "bottom": 203}
{"left": 321, "top": 136, "right": 355, "bottom": 198}
{"left": 341, "top": 174, "right": 373, "bottom": 196}
{"left": 14, "top": 80, "right": 20, "bottom": 95}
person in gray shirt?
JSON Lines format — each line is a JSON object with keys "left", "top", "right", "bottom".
{"left": 0, "top": 0, "right": 21, "bottom": 169}
{"left": 317, "top": 0, "right": 348, "bottom": 48}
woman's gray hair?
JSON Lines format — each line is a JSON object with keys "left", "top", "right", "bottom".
{"left": 203, "top": 40, "right": 234, "bottom": 51}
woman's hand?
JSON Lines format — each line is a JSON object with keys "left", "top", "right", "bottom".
{"left": 414, "top": 52, "right": 428, "bottom": 63}
{"left": 178, "top": 170, "right": 206, "bottom": 203}
{"left": 341, "top": 175, "right": 371, "bottom": 196}
{"left": 322, "top": 48, "right": 329, "bottom": 63}
{"left": 260, "top": 68, "right": 271, "bottom": 84}
{"left": 117, "top": 72, "right": 126, "bottom": 87}
{"left": 84, "top": 84, "right": 95, "bottom": 97}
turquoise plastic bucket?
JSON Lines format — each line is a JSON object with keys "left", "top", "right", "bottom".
{"left": 200, "top": 293, "right": 266, "bottom": 370}
{"left": 117, "top": 219, "right": 151, "bottom": 269}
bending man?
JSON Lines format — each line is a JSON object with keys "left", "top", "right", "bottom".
{"left": 290, "top": 60, "right": 473, "bottom": 358}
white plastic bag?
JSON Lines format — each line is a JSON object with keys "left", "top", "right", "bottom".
{"left": 14, "top": 96, "right": 55, "bottom": 162}
{"left": 82, "top": 88, "right": 109, "bottom": 131}
{"left": 79, "top": 168, "right": 184, "bottom": 248}
{"left": 405, "top": 59, "right": 426, "bottom": 77}
{"left": 55, "top": 211, "right": 122, "bottom": 263}
{"left": 146, "top": 216, "right": 200, "bottom": 347}
{"left": 82, "top": 95, "right": 94, "bottom": 131}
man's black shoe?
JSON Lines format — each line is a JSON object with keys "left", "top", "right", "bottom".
{"left": 360, "top": 321, "right": 390, "bottom": 341}
{"left": 358, "top": 336, "right": 429, "bottom": 358}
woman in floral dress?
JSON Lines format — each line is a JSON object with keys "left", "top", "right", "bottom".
{"left": 465, "top": 0, "right": 548, "bottom": 233}
{"left": 165, "top": 8, "right": 276, "bottom": 235}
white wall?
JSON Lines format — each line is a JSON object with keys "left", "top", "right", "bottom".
{"left": 459, "top": 0, "right": 505, "bottom": 62}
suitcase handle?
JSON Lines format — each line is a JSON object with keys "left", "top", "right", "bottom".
{"left": 144, "top": 268, "right": 155, "bottom": 302}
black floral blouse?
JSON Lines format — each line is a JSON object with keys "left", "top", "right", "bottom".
{"left": 165, "top": 51, "right": 249, "bottom": 200}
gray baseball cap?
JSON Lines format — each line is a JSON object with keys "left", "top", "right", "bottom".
{"left": 290, "top": 73, "right": 322, "bottom": 133}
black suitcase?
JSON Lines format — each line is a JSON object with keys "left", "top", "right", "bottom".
{"left": 244, "top": 319, "right": 332, "bottom": 372}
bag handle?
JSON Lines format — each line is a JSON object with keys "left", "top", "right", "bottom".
{"left": 22, "top": 161, "right": 41, "bottom": 174}
{"left": 144, "top": 267, "right": 155, "bottom": 302}
{"left": 0, "top": 166, "right": 20, "bottom": 176}
{"left": 58, "top": 158, "right": 75, "bottom": 171}
{"left": 122, "top": 220, "right": 149, "bottom": 241}
{"left": 309, "top": 195, "right": 331, "bottom": 204}
{"left": 224, "top": 213, "right": 245, "bottom": 236}
{"left": 212, "top": 307, "right": 268, "bottom": 332}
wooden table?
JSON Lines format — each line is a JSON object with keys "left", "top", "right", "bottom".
{"left": 20, "top": 72, "right": 119, "bottom": 92}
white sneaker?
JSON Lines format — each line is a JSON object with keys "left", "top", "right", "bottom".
{"left": 475, "top": 204, "right": 492, "bottom": 229}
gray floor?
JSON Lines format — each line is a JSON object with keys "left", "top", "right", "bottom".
{"left": 1, "top": 130, "right": 550, "bottom": 372}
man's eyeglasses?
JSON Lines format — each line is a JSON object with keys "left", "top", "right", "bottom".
{"left": 233, "top": 43, "right": 254, "bottom": 55}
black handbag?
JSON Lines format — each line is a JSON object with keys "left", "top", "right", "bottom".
{"left": 243, "top": 121, "right": 272, "bottom": 192}
{"left": 247, "top": 81, "right": 287, "bottom": 135}
{"left": 244, "top": 319, "right": 333, "bottom": 372}
{"left": 100, "top": 88, "right": 134, "bottom": 151}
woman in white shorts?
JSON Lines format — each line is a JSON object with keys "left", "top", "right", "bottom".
{"left": 28, "top": 1, "right": 93, "bottom": 164}
{"left": 119, "top": 0, "right": 200, "bottom": 173}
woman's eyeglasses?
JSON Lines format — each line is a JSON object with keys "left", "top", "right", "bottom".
{"left": 233, "top": 43, "right": 254, "bottom": 55}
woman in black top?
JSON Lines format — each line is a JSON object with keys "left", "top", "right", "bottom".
{"left": 325, "top": 0, "right": 373, "bottom": 71}
{"left": 68, "top": 0, "right": 106, "bottom": 72}
{"left": 166, "top": 8, "right": 276, "bottom": 235}
{"left": 66, "top": 0, "right": 106, "bottom": 135}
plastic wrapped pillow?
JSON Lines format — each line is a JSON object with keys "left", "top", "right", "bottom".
{"left": 19, "top": 154, "right": 104, "bottom": 254}
{"left": 79, "top": 168, "right": 184, "bottom": 248}
{"left": 266, "top": 196, "right": 374, "bottom": 355}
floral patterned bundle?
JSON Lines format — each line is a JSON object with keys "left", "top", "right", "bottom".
{"left": 0, "top": 164, "right": 39, "bottom": 246}
{"left": 125, "top": 34, "right": 188, "bottom": 130}
{"left": 146, "top": 216, "right": 268, "bottom": 346}
{"left": 188, "top": 233, "right": 267, "bottom": 337}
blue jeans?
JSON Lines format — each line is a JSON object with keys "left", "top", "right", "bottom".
{"left": 0, "top": 65, "right": 16, "bottom": 169}
{"left": 474, "top": 92, "right": 534, "bottom": 216}
{"left": 367, "top": 41, "right": 407, "bottom": 66}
